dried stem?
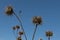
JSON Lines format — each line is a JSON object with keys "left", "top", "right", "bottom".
{"left": 32, "top": 24, "right": 38, "bottom": 40}
{"left": 13, "top": 12, "right": 27, "bottom": 40}
{"left": 48, "top": 36, "right": 50, "bottom": 40}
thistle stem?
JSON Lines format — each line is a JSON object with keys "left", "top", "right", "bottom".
{"left": 13, "top": 12, "right": 27, "bottom": 40}
{"left": 48, "top": 36, "right": 50, "bottom": 40}
{"left": 32, "top": 24, "right": 38, "bottom": 40}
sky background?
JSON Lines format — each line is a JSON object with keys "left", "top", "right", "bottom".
{"left": 0, "top": 0, "right": 60, "bottom": 40}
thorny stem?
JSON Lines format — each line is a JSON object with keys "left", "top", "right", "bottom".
{"left": 13, "top": 12, "right": 27, "bottom": 40}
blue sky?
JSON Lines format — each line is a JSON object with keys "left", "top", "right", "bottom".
{"left": 0, "top": 0, "right": 60, "bottom": 40}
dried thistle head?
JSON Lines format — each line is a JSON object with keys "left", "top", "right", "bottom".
{"left": 17, "top": 37, "right": 22, "bottom": 40}
{"left": 16, "top": 25, "right": 20, "bottom": 29}
{"left": 5, "top": 6, "right": 13, "bottom": 15}
{"left": 46, "top": 31, "right": 53, "bottom": 37}
{"left": 12, "top": 25, "right": 20, "bottom": 30}
{"left": 19, "top": 31, "right": 23, "bottom": 35}
{"left": 32, "top": 16, "right": 42, "bottom": 25}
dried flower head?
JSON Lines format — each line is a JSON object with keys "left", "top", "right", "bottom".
{"left": 16, "top": 25, "right": 20, "bottom": 29}
{"left": 17, "top": 37, "right": 22, "bottom": 40}
{"left": 32, "top": 16, "right": 42, "bottom": 25}
{"left": 5, "top": 6, "right": 13, "bottom": 15}
{"left": 19, "top": 31, "right": 23, "bottom": 35}
{"left": 46, "top": 31, "right": 53, "bottom": 37}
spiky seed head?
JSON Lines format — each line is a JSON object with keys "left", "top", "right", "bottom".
{"left": 17, "top": 37, "right": 22, "bottom": 40}
{"left": 32, "top": 16, "right": 42, "bottom": 25}
{"left": 19, "top": 31, "right": 23, "bottom": 35}
{"left": 46, "top": 31, "right": 53, "bottom": 37}
{"left": 5, "top": 6, "right": 13, "bottom": 15}
{"left": 16, "top": 25, "right": 20, "bottom": 29}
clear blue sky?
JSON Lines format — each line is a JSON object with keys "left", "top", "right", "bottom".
{"left": 0, "top": 0, "right": 60, "bottom": 40}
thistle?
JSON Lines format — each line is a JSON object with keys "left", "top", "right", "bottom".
{"left": 17, "top": 37, "right": 22, "bottom": 40}
{"left": 32, "top": 16, "right": 42, "bottom": 25}
{"left": 16, "top": 25, "right": 20, "bottom": 30}
{"left": 46, "top": 31, "right": 53, "bottom": 37}
{"left": 12, "top": 25, "right": 20, "bottom": 30}
{"left": 32, "top": 16, "right": 42, "bottom": 40}
{"left": 46, "top": 31, "right": 53, "bottom": 40}
{"left": 19, "top": 31, "right": 23, "bottom": 35}
{"left": 5, "top": 6, "right": 13, "bottom": 15}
